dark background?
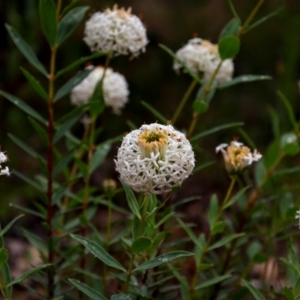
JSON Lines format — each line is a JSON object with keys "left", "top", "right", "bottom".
{"left": 0, "top": 0, "right": 300, "bottom": 221}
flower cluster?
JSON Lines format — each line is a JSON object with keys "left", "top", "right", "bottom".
{"left": 71, "top": 66, "right": 129, "bottom": 115}
{"left": 84, "top": 5, "right": 148, "bottom": 57}
{"left": 174, "top": 38, "right": 234, "bottom": 83}
{"left": 216, "top": 140, "right": 262, "bottom": 173}
{"left": 115, "top": 123, "right": 195, "bottom": 194}
{"left": 0, "top": 149, "right": 10, "bottom": 176}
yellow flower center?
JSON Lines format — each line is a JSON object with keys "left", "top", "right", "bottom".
{"left": 138, "top": 128, "right": 168, "bottom": 159}
{"left": 202, "top": 40, "right": 218, "bottom": 55}
{"left": 226, "top": 142, "right": 251, "bottom": 169}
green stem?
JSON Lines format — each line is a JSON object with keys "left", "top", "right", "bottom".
{"left": 172, "top": 79, "right": 198, "bottom": 125}
{"left": 238, "top": 0, "right": 265, "bottom": 37}
{"left": 187, "top": 61, "right": 222, "bottom": 139}
{"left": 106, "top": 196, "right": 112, "bottom": 247}
{"left": 188, "top": 176, "right": 236, "bottom": 300}
{"left": 124, "top": 194, "right": 150, "bottom": 293}
{"left": 0, "top": 269, "right": 9, "bottom": 300}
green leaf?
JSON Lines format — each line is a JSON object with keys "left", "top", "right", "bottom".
{"left": 0, "top": 248, "right": 9, "bottom": 267}
{"left": 10, "top": 204, "right": 44, "bottom": 219}
{"left": 212, "top": 221, "right": 225, "bottom": 235}
{"left": 159, "top": 44, "right": 202, "bottom": 84}
{"left": 13, "top": 170, "right": 45, "bottom": 192}
{"left": 228, "top": 0, "right": 240, "bottom": 20}
{"left": 54, "top": 67, "right": 93, "bottom": 102}
{"left": 224, "top": 186, "right": 249, "bottom": 209}
{"left": 111, "top": 295, "right": 134, "bottom": 300}
{"left": 241, "top": 279, "right": 266, "bottom": 300}
{"left": 121, "top": 181, "right": 141, "bottom": 219}
{"left": 90, "top": 144, "right": 111, "bottom": 173}
{"left": 56, "top": 52, "right": 106, "bottom": 78}
{"left": 281, "top": 133, "right": 299, "bottom": 156}
{"left": 7, "top": 264, "right": 52, "bottom": 287}
{"left": 1, "top": 264, "right": 12, "bottom": 298}
{"left": 190, "top": 122, "right": 244, "bottom": 142}
{"left": 20, "top": 67, "right": 48, "bottom": 101}
{"left": 28, "top": 117, "right": 48, "bottom": 145}
{"left": 278, "top": 91, "right": 298, "bottom": 132}
{"left": 5, "top": 24, "right": 48, "bottom": 76}
{"left": 244, "top": 7, "right": 284, "bottom": 34}
{"left": 195, "top": 274, "right": 231, "bottom": 290}
{"left": 193, "top": 161, "right": 215, "bottom": 173}
{"left": 71, "top": 234, "right": 126, "bottom": 272}
{"left": 218, "top": 36, "right": 240, "bottom": 60}
{"left": 53, "top": 149, "right": 75, "bottom": 178}
{"left": 57, "top": 6, "right": 89, "bottom": 45}
{"left": 89, "top": 78, "right": 105, "bottom": 117}
{"left": 134, "top": 251, "right": 193, "bottom": 272}
{"left": 69, "top": 279, "right": 108, "bottom": 300}
{"left": 8, "top": 133, "right": 37, "bottom": 158}
{"left": 131, "top": 237, "right": 152, "bottom": 253}
{"left": 177, "top": 218, "right": 203, "bottom": 250}
{"left": 193, "top": 100, "right": 209, "bottom": 114}
{"left": 0, "top": 90, "right": 45, "bottom": 124}
{"left": 282, "top": 287, "right": 295, "bottom": 300}
{"left": 0, "top": 215, "right": 24, "bottom": 237}
{"left": 217, "top": 75, "right": 272, "bottom": 89}
{"left": 140, "top": 101, "right": 168, "bottom": 124}
{"left": 208, "top": 194, "right": 218, "bottom": 230}
{"left": 219, "top": 18, "right": 241, "bottom": 41}
{"left": 208, "top": 233, "right": 245, "bottom": 251}
{"left": 39, "top": 0, "right": 57, "bottom": 46}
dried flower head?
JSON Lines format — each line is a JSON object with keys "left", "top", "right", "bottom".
{"left": 0, "top": 148, "right": 10, "bottom": 176}
{"left": 174, "top": 38, "right": 234, "bottom": 83}
{"left": 71, "top": 66, "right": 129, "bottom": 115}
{"left": 216, "top": 140, "right": 262, "bottom": 174}
{"left": 115, "top": 123, "right": 195, "bottom": 194}
{"left": 103, "top": 179, "right": 117, "bottom": 197}
{"left": 84, "top": 5, "right": 148, "bottom": 57}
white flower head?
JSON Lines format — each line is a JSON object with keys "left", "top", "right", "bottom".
{"left": 0, "top": 148, "right": 10, "bottom": 177}
{"left": 174, "top": 38, "right": 234, "bottom": 83}
{"left": 115, "top": 123, "right": 195, "bottom": 194}
{"left": 84, "top": 5, "right": 148, "bottom": 58}
{"left": 216, "top": 140, "right": 262, "bottom": 173}
{"left": 71, "top": 66, "right": 129, "bottom": 115}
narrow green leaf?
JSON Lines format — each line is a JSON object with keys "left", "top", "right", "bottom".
{"left": 69, "top": 279, "right": 108, "bottom": 300}
{"left": 267, "top": 106, "right": 280, "bottom": 139}
{"left": 20, "top": 67, "right": 48, "bottom": 101}
{"left": 90, "top": 144, "right": 111, "bottom": 173}
{"left": 111, "top": 295, "right": 134, "bottom": 300}
{"left": 212, "top": 221, "right": 226, "bottom": 235}
{"left": 56, "top": 52, "right": 106, "bottom": 78}
{"left": 224, "top": 186, "right": 249, "bottom": 209}
{"left": 193, "top": 100, "right": 209, "bottom": 113}
{"left": 121, "top": 181, "right": 141, "bottom": 219}
{"left": 53, "top": 113, "right": 82, "bottom": 144}
{"left": 208, "top": 233, "right": 245, "bottom": 251}
{"left": 39, "top": 0, "right": 57, "bottom": 46}
{"left": 0, "top": 90, "right": 45, "bottom": 124}
{"left": 10, "top": 204, "right": 44, "bottom": 219}
{"left": 71, "top": 234, "right": 126, "bottom": 272}
{"left": 1, "top": 263, "right": 12, "bottom": 297}
{"left": 28, "top": 117, "right": 48, "bottom": 145}
{"left": 0, "top": 215, "right": 24, "bottom": 237}
{"left": 8, "top": 133, "right": 37, "bottom": 158}
{"left": 177, "top": 218, "right": 203, "bottom": 249}
{"left": 0, "top": 248, "right": 9, "bottom": 267}
{"left": 228, "top": 0, "right": 240, "bottom": 20}
{"left": 208, "top": 194, "right": 218, "bottom": 230}
{"left": 53, "top": 149, "right": 75, "bottom": 178}
{"left": 7, "top": 264, "right": 52, "bottom": 287}
{"left": 281, "top": 287, "right": 295, "bottom": 300}
{"left": 244, "top": 7, "right": 284, "bottom": 34}
{"left": 131, "top": 237, "right": 152, "bottom": 253}
{"left": 195, "top": 274, "right": 231, "bottom": 290}
{"left": 134, "top": 251, "right": 193, "bottom": 272}
{"left": 140, "top": 100, "right": 168, "bottom": 124}
{"left": 57, "top": 6, "right": 89, "bottom": 45}
{"left": 277, "top": 90, "right": 298, "bottom": 132}
{"left": 218, "top": 36, "right": 240, "bottom": 60}
{"left": 159, "top": 44, "right": 202, "bottom": 84}
{"left": 241, "top": 279, "right": 266, "bottom": 300}
{"left": 5, "top": 24, "right": 48, "bottom": 76}
{"left": 61, "top": 0, "right": 79, "bottom": 15}
{"left": 219, "top": 18, "right": 241, "bottom": 41}
{"left": 217, "top": 75, "right": 272, "bottom": 89}
{"left": 54, "top": 67, "right": 93, "bottom": 102}
{"left": 13, "top": 170, "right": 45, "bottom": 192}
{"left": 190, "top": 122, "right": 244, "bottom": 142}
